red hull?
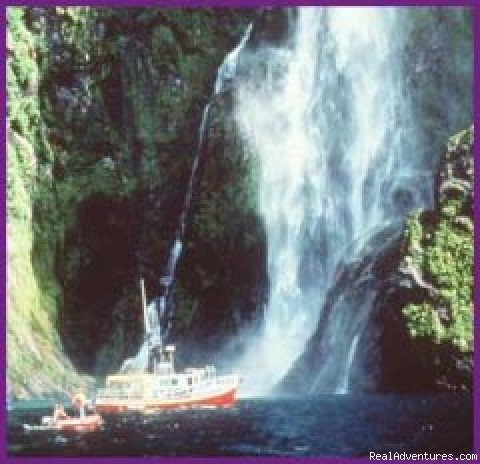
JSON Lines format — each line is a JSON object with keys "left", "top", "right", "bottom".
{"left": 96, "top": 388, "right": 236, "bottom": 414}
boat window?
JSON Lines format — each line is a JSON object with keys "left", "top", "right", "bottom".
{"left": 187, "top": 377, "right": 192, "bottom": 386}
{"left": 172, "top": 378, "right": 178, "bottom": 386}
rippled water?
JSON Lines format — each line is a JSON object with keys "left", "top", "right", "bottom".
{"left": 7, "top": 394, "right": 472, "bottom": 457}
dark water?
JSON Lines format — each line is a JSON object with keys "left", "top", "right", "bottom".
{"left": 7, "top": 394, "right": 472, "bottom": 457}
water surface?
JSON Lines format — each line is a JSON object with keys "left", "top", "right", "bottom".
{"left": 7, "top": 394, "right": 472, "bottom": 457}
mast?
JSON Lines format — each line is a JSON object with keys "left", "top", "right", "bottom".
{"left": 140, "top": 278, "right": 150, "bottom": 334}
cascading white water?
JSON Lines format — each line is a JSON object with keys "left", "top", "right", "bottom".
{"left": 232, "top": 8, "right": 431, "bottom": 394}
{"left": 120, "top": 24, "right": 253, "bottom": 373}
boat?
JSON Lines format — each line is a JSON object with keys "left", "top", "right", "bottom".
{"left": 24, "top": 395, "right": 103, "bottom": 433}
{"left": 95, "top": 344, "right": 239, "bottom": 413}
{"left": 95, "top": 279, "right": 240, "bottom": 413}
{"left": 24, "top": 413, "right": 103, "bottom": 433}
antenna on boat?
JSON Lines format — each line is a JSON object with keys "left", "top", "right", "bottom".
{"left": 140, "top": 278, "right": 150, "bottom": 334}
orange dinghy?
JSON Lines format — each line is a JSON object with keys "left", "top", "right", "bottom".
{"left": 95, "top": 345, "right": 239, "bottom": 414}
{"left": 50, "top": 414, "right": 103, "bottom": 432}
{"left": 24, "top": 413, "right": 103, "bottom": 433}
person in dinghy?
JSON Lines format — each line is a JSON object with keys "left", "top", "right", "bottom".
{"left": 38, "top": 393, "right": 103, "bottom": 432}
{"left": 71, "top": 392, "right": 93, "bottom": 418}
{"left": 52, "top": 404, "right": 69, "bottom": 422}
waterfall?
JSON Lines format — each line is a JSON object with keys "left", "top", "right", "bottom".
{"left": 120, "top": 23, "right": 253, "bottom": 373}
{"left": 337, "top": 334, "right": 360, "bottom": 395}
{"left": 231, "top": 8, "right": 433, "bottom": 394}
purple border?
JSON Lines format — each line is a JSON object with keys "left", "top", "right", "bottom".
{"left": 1, "top": 1, "right": 478, "bottom": 463}
{"left": 1, "top": 5, "right": 6, "bottom": 464}
{"left": 473, "top": 0, "right": 480, "bottom": 453}
{"left": 2, "top": 0, "right": 480, "bottom": 6}
{"left": 473, "top": 0, "right": 479, "bottom": 459}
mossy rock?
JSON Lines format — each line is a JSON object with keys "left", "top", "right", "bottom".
{"left": 397, "top": 126, "right": 474, "bottom": 390}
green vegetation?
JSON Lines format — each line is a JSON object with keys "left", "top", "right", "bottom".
{"left": 7, "top": 7, "right": 94, "bottom": 397}
{"left": 402, "top": 127, "right": 473, "bottom": 353}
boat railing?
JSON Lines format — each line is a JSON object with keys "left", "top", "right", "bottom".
{"left": 215, "top": 374, "right": 238, "bottom": 386}
{"left": 96, "top": 387, "right": 142, "bottom": 400}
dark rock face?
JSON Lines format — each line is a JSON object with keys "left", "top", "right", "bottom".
{"left": 58, "top": 194, "right": 144, "bottom": 374}
{"left": 248, "top": 8, "right": 291, "bottom": 47}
